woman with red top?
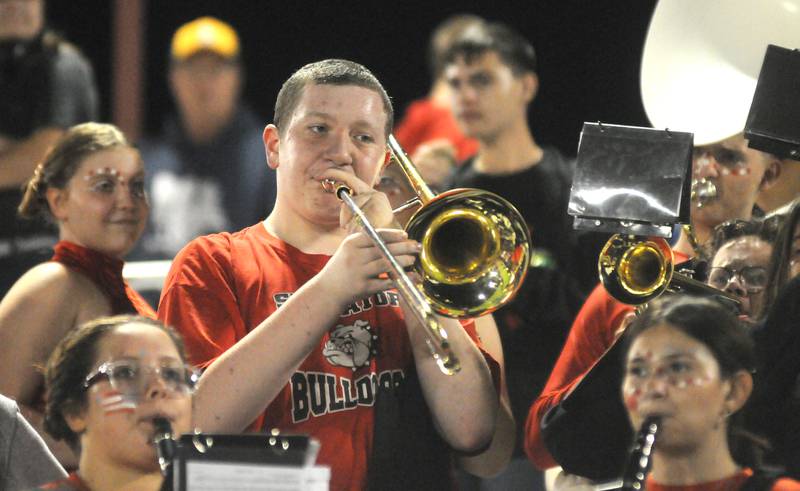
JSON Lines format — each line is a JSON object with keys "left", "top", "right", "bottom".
{"left": 36, "top": 315, "right": 195, "bottom": 491}
{"left": 0, "top": 122, "right": 154, "bottom": 468}
{"left": 620, "top": 295, "right": 800, "bottom": 491}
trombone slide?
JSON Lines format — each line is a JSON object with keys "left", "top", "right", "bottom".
{"left": 335, "top": 184, "right": 461, "bottom": 375}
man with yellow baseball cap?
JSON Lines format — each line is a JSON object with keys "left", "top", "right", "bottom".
{"left": 171, "top": 16, "right": 240, "bottom": 62}
{"left": 134, "top": 17, "right": 275, "bottom": 264}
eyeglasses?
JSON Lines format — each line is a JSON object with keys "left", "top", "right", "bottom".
{"left": 707, "top": 266, "right": 768, "bottom": 293}
{"left": 84, "top": 359, "right": 199, "bottom": 397}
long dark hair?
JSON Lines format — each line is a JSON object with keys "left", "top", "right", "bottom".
{"left": 762, "top": 199, "right": 800, "bottom": 314}
{"left": 622, "top": 294, "right": 766, "bottom": 466}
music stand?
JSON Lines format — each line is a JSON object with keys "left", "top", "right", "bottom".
{"left": 169, "top": 431, "right": 328, "bottom": 491}
{"left": 568, "top": 123, "right": 693, "bottom": 238}
{"left": 745, "top": 44, "right": 800, "bottom": 161}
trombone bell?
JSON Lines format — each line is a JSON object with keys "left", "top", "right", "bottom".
{"left": 405, "top": 188, "right": 530, "bottom": 318}
{"left": 618, "top": 241, "right": 670, "bottom": 297}
{"left": 388, "top": 136, "right": 531, "bottom": 319}
{"left": 599, "top": 235, "right": 673, "bottom": 305}
{"left": 420, "top": 207, "right": 500, "bottom": 285}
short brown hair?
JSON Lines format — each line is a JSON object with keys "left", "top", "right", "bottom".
{"left": 273, "top": 59, "right": 393, "bottom": 138}
{"left": 707, "top": 216, "right": 783, "bottom": 257}
{"left": 428, "top": 14, "right": 486, "bottom": 79}
{"left": 442, "top": 21, "right": 537, "bottom": 76}
{"left": 43, "top": 315, "right": 188, "bottom": 451}
{"left": 18, "top": 122, "right": 132, "bottom": 221}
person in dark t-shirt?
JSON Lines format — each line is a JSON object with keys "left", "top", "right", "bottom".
{"left": 0, "top": 0, "right": 98, "bottom": 298}
{"left": 440, "top": 21, "right": 605, "bottom": 490}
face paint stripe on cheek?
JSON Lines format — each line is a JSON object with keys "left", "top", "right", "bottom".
{"left": 623, "top": 385, "right": 642, "bottom": 411}
{"left": 99, "top": 389, "right": 137, "bottom": 414}
{"left": 625, "top": 394, "right": 640, "bottom": 412}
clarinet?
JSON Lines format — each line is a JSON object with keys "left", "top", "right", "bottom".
{"left": 621, "top": 416, "right": 660, "bottom": 491}
{"left": 153, "top": 417, "right": 177, "bottom": 476}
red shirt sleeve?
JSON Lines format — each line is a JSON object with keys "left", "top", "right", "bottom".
{"left": 158, "top": 234, "right": 246, "bottom": 370}
{"left": 126, "top": 285, "right": 157, "bottom": 319}
{"left": 394, "top": 100, "right": 431, "bottom": 157}
{"left": 524, "top": 283, "right": 633, "bottom": 469}
{"left": 774, "top": 478, "right": 800, "bottom": 491}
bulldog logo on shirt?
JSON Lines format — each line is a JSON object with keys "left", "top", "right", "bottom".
{"left": 323, "top": 320, "right": 378, "bottom": 370}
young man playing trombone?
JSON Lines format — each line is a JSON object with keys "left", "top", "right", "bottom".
{"left": 158, "top": 59, "right": 499, "bottom": 491}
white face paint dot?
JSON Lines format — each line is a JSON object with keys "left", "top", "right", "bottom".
{"left": 85, "top": 167, "right": 128, "bottom": 185}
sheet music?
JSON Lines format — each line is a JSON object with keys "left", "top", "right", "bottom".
{"left": 185, "top": 461, "right": 330, "bottom": 491}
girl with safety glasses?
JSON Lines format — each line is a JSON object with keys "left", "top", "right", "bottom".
{"left": 36, "top": 315, "right": 195, "bottom": 491}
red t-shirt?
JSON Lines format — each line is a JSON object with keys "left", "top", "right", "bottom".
{"left": 159, "top": 223, "right": 492, "bottom": 491}
{"left": 524, "top": 251, "right": 689, "bottom": 469}
{"left": 647, "top": 468, "right": 800, "bottom": 491}
{"left": 37, "top": 472, "right": 90, "bottom": 490}
{"left": 394, "top": 98, "right": 479, "bottom": 162}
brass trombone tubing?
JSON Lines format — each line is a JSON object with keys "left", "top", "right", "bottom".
{"left": 323, "top": 179, "right": 461, "bottom": 376}
{"left": 667, "top": 271, "right": 742, "bottom": 311}
{"left": 599, "top": 234, "right": 741, "bottom": 311}
{"left": 388, "top": 135, "right": 436, "bottom": 204}
{"left": 391, "top": 197, "right": 422, "bottom": 215}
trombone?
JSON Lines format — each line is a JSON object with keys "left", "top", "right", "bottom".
{"left": 323, "top": 135, "right": 531, "bottom": 375}
{"left": 599, "top": 234, "right": 740, "bottom": 310}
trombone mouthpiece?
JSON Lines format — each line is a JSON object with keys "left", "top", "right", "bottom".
{"left": 321, "top": 179, "right": 337, "bottom": 193}
{"left": 321, "top": 179, "right": 351, "bottom": 197}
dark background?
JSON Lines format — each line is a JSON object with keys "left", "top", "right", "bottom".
{"left": 46, "top": 0, "right": 658, "bottom": 157}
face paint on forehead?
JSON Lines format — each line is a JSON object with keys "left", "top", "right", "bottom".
{"left": 640, "top": 344, "right": 695, "bottom": 360}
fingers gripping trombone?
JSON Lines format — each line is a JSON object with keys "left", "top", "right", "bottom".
{"left": 322, "top": 176, "right": 460, "bottom": 375}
